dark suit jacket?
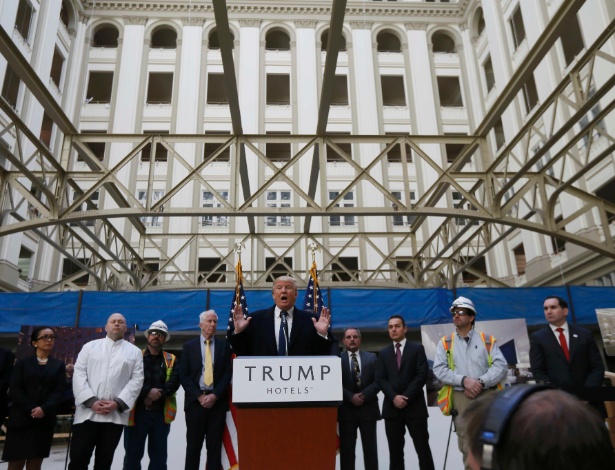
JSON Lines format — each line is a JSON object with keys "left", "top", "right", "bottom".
{"left": 376, "top": 341, "right": 429, "bottom": 419}
{"left": 7, "top": 355, "right": 66, "bottom": 428}
{"left": 530, "top": 324, "right": 605, "bottom": 390}
{"left": 338, "top": 351, "right": 381, "bottom": 423}
{"left": 179, "top": 336, "right": 232, "bottom": 411}
{"left": 228, "top": 306, "right": 333, "bottom": 356}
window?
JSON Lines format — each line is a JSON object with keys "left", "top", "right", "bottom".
{"left": 391, "top": 191, "right": 416, "bottom": 226}
{"left": 493, "top": 119, "right": 505, "bottom": 150}
{"left": 198, "top": 258, "right": 227, "bottom": 283}
{"left": 70, "top": 190, "right": 99, "bottom": 227}
{"left": 437, "top": 76, "right": 463, "bottom": 107}
{"left": 40, "top": 113, "right": 53, "bottom": 148}
{"left": 151, "top": 28, "right": 177, "bottom": 49}
{"left": 266, "top": 191, "right": 291, "bottom": 227}
{"left": 321, "top": 29, "right": 346, "bottom": 52}
{"left": 206, "top": 74, "right": 228, "bottom": 104}
{"left": 143, "top": 261, "right": 160, "bottom": 286}
{"left": 86, "top": 71, "right": 113, "bottom": 103}
{"left": 60, "top": 1, "right": 69, "bottom": 28}
{"left": 331, "top": 76, "right": 349, "bottom": 106}
{"left": 326, "top": 132, "right": 352, "bottom": 162}
{"left": 266, "top": 74, "right": 290, "bottom": 105}
{"left": 560, "top": 14, "right": 583, "bottom": 66}
{"left": 62, "top": 258, "right": 89, "bottom": 286}
{"left": 579, "top": 98, "right": 605, "bottom": 147}
{"left": 92, "top": 25, "right": 119, "bottom": 47}
{"left": 141, "top": 131, "right": 169, "bottom": 162}
{"left": 550, "top": 215, "right": 566, "bottom": 253}
{"left": 138, "top": 190, "right": 165, "bottom": 227}
{"left": 445, "top": 134, "right": 468, "bottom": 164}
{"left": 475, "top": 8, "right": 486, "bottom": 36}
{"left": 513, "top": 244, "right": 526, "bottom": 275}
{"left": 381, "top": 76, "right": 406, "bottom": 106}
{"left": 18, "top": 247, "right": 33, "bottom": 280}
{"left": 396, "top": 259, "right": 414, "bottom": 283}
{"left": 79, "top": 131, "right": 107, "bottom": 162}
{"left": 202, "top": 190, "right": 229, "bottom": 227}
{"left": 265, "top": 30, "right": 290, "bottom": 50}
{"left": 596, "top": 178, "right": 615, "bottom": 223}
{"left": 432, "top": 32, "right": 456, "bottom": 53}
{"left": 50, "top": 48, "right": 64, "bottom": 88}
{"left": 385, "top": 134, "right": 412, "bottom": 163}
{"left": 265, "top": 257, "right": 292, "bottom": 282}
{"left": 208, "top": 29, "right": 235, "bottom": 49}
{"left": 204, "top": 131, "right": 231, "bottom": 162}
{"left": 509, "top": 6, "right": 526, "bottom": 50}
{"left": 147, "top": 73, "right": 173, "bottom": 104}
{"left": 460, "top": 256, "right": 487, "bottom": 283}
{"left": 266, "top": 132, "right": 291, "bottom": 162}
{"left": 452, "top": 191, "right": 467, "bottom": 226}
{"left": 521, "top": 74, "right": 539, "bottom": 113}
{"left": 15, "top": 0, "right": 34, "bottom": 43}
{"left": 2, "top": 65, "right": 21, "bottom": 109}
{"left": 329, "top": 191, "right": 355, "bottom": 226}
{"left": 483, "top": 56, "right": 495, "bottom": 93}
{"left": 332, "top": 257, "right": 358, "bottom": 282}
{"left": 377, "top": 31, "right": 401, "bottom": 52}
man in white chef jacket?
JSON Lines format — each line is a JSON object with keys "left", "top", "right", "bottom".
{"left": 69, "top": 313, "right": 144, "bottom": 470}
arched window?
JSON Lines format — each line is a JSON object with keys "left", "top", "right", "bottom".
{"left": 321, "top": 29, "right": 346, "bottom": 52}
{"left": 265, "top": 30, "right": 290, "bottom": 51}
{"left": 209, "top": 29, "right": 235, "bottom": 49}
{"left": 151, "top": 27, "right": 177, "bottom": 49}
{"left": 377, "top": 31, "right": 401, "bottom": 53}
{"left": 92, "top": 25, "right": 119, "bottom": 48}
{"left": 475, "top": 8, "right": 486, "bottom": 36}
{"left": 432, "top": 31, "right": 456, "bottom": 53}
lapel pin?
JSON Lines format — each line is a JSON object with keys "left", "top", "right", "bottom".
{"left": 573, "top": 334, "right": 578, "bottom": 338}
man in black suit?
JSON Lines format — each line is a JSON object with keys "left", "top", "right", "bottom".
{"left": 376, "top": 315, "right": 434, "bottom": 470}
{"left": 530, "top": 295, "right": 605, "bottom": 413}
{"left": 229, "top": 275, "right": 333, "bottom": 356}
{"left": 339, "top": 327, "right": 380, "bottom": 470}
{"left": 179, "top": 310, "right": 232, "bottom": 470}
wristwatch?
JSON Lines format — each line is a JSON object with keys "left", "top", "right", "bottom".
{"left": 477, "top": 378, "right": 485, "bottom": 388}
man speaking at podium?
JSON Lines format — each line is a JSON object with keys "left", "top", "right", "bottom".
{"left": 230, "top": 276, "right": 333, "bottom": 356}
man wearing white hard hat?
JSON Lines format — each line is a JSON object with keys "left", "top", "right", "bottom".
{"left": 432, "top": 297, "right": 507, "bottom": 470}
{"left": 123, "top": 320, "right": 180, "bottom": 470}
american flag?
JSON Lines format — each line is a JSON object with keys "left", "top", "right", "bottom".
{"left": 303, "top": 261, "right": 324, "bottom": 314}
{"left": 222, "top": 260, "right": 247, "bottom": 470}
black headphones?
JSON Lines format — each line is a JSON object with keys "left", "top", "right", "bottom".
{"left": 479, "top": 384, "right": 552, "bottom": 469}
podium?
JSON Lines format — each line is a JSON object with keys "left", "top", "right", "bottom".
{"left": 233, "top": 356, "right": 342, "bottom": 470}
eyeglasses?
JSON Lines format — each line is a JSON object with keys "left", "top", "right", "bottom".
{"left": 451, "top": 310, "right": 469, "bottom": 317}
{"left": 149, "top": 331, "right": 166, "bottom": 338}
{"left": 37, "top": 335, "right": 56, "bottom": 341}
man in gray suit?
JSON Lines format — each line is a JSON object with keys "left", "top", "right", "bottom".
{"left": 338, "top": 328, "right": 381, "bottom": 470}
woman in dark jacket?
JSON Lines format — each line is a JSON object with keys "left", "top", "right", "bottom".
{"left": 2, "top": 326, "right": 66, "bottom": 470}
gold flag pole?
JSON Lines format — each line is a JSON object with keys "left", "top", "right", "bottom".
{"left": 234, "top": 242, "right": 245, "bottom": 306}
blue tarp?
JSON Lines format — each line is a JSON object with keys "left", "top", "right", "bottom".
{"left": 0, "top": 286, "right": 613, "bottom": 333}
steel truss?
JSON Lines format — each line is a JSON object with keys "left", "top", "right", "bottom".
{"left": 0, "top": 1, "right": 613, "bottom": 291}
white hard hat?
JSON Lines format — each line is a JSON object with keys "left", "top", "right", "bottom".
{"left": 450, "top": 296, "right": 476, "bottom": 316}
{"left": 145, "top": 320, "right": 170, "bottom": 340}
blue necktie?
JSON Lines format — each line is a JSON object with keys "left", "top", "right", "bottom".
{"left": 278, "top": 311, "right": 289, "bottom": 356}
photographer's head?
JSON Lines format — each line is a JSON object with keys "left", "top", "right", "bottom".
{"left": 463, "top": 387, "right": 615, "bottom": 470}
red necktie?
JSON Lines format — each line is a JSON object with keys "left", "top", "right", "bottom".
{"left": 556, "top": 327, "right": 570, "bottom": 361}
{"left": 395, "top": 343, "right": 402, "bottom": 369}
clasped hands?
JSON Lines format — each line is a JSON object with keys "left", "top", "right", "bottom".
{"left": 198, "top": 393, "right": 217, "bottom": 409}
{"left": 463, "top": 377, "right": 484, "bottom": 398}
{"left": 92, "top": 399, "right": 119, "bottom": 414}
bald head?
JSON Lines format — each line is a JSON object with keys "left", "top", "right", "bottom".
{"left": 105, "top": 313, "right": 127, "bottom": 341}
